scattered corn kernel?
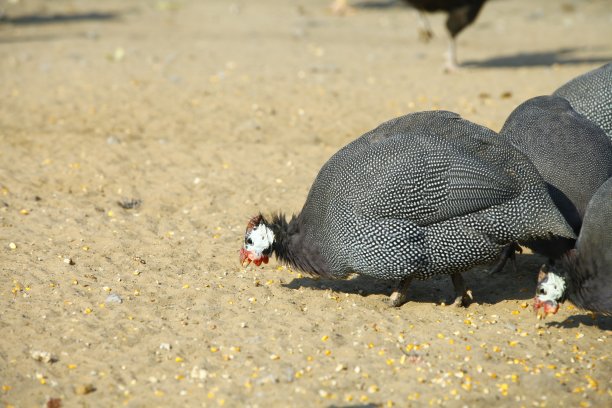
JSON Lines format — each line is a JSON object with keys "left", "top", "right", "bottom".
{"left": 585, "top": 375, "right": 598, "bottom": 390}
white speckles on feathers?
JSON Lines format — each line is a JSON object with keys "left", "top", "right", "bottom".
{"left": 274, "top": 111, "right": 576, "bottom": 282}
{"left": 500, "top": 95, "right": 612, "bottom": 259}
{"left": 554, "top": 62, "right": 612, "bottom": 140}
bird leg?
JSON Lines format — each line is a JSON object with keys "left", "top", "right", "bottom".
{"left": 329, "top": 0, "right": 354, "bottom": 16}
{"left": 444, "top": 36, "right": 458, "bottom": 73}
{"left": 389, "top": 277, "right": 413, "bottom": 307}
{"left": 488, "top": 243, "right": 522, "bottom": 275}
{"left": 450, "top": 273, "right": 473, "bottom": 307}
{"left": 417, "top": 11, "right": 434, "bottom": 43}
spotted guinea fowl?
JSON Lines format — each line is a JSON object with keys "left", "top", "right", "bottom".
{"left": 240, "top": 111, "right": 575, "bottom": 307}
{"left": 500, "top": 95, "right": 612, "bottom": 261}
{"left": 553, "top": 62, "right": 612, "bottom": 140}
{"left": 534, "top": 176, "right": 612, "bottom": 318}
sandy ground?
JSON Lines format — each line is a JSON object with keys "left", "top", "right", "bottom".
{"left": 1, "top": 0, "right": 611, "bottom": 406}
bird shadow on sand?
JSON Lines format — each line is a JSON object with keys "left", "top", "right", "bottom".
{"left": 545, "top": 314, "right": 612, "bottom": 330}
{"left": 463, "top": 48, "right": 612, "bottom": 68}
{"left": 0, "top": 9, "right": 131, "bottom": 43}
{"left": 328, "top": 404, "right": 381, "bottom": 408}
{"left": 0, "top": 11, "right": 119, "bottom": 26}
{"left": 0, "top": 34, "right": 63, "bottom": 44}
{"left": 350, "top": 0, "right": 403, "bottom": 9}
{"left": 282, "top": 254, "right": 545, "bottom": 306}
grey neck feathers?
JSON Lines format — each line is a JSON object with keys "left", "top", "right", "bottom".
{"left": 269, "top": 213, "right": 332, "bottom": 278}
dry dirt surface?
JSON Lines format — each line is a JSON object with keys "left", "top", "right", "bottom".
{"left": 1, "top": 0, "right": 611, "bottom": 407}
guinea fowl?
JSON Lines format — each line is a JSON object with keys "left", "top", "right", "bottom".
{"left": 402, "top": 0, "right": 488, "bottom": 71}
{"left": 240, "top": 111, "right": 575, "bottom": 307}
{"left": 500, "top": 95, "right": 612, "bottom": 261}
{"left": 553, "top": 62, "right": 612, "bottom": 140}
{"left": 330, "top": 0, "right": 488, "bottom": 71}
{"left": 534, "top": 177, "right": 612, "bottom": 318}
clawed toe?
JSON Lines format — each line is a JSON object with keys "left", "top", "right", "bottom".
{"left": 451, "top": 289, "right": 473, "bottom": 307}
{"left": 388, "top": 277, "right": 412, "bottom": 307}
{"left": 388, "top": 290, "right": 407, "bottom": 307}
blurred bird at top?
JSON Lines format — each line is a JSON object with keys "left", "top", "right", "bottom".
{"left": 330, "top": 0, "right": 488, "bottom": 72}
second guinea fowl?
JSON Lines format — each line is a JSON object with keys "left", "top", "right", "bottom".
{"left": 500, "top": 95, "right": 612, "bottom": 261}
{"left": 553, "top": 62, "right": 612, "bottom": 140}
{"left": 240, "top": 111, "right": 576, "bottom": 307}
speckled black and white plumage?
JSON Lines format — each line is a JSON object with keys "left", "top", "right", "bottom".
{"left": 500, "top": 96, "right": 612, "bottom": 259}
{"left": 553, "top": 62, "right": 612, "bottom": 140}
{"left": 265, "top": 111, "right": 575, "bottom": 283}
{"left": 544, "top": 177, "right": 612, "bottom": 315}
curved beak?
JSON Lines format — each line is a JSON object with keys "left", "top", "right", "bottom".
{"left": 239, "top": 248, "right": 251, "bottom": 267}
{"left": 534, "top": 297, "right": 559, "bottom": 319}
{"left": 239, "top": 248, "right": 270, "bottom": 268}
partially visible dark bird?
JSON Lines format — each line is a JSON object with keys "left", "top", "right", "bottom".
{"left": 500, "top": 95, "right": 612, "bottom": 260}
{"left": 240, "top": 111, "right": 575, "bottom": 307}
{"left": 330, "top": 0, "right": 487, "bottom": 72}
{"left": 403, "top": 0, "right": 488, "bottom": 70}
{"left": 330, "top": 0, "right": 488, "bottom": 71}
{"left": 534, "top": 176, "right": 612, "bottom": 318}
{"left": 553, "top": 62, "right": 612, "bottom": 140}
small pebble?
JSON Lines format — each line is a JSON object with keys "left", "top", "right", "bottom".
{"left": 117, "top": 198, "right": 142, "bottom": 210}
{"left": 30, "top": 350, "right": 55, "bottom": 363}
{"left": 190, "top": 366, "right": 208, "bottom": 381}
{"left": 159, "top": 343, "right": 172, "bottom": 351}
{"left": 46, "top": 397, "right": 62, "bottom": 408}
{"left": 9, "top": 242, "right": 17, "bottom": 250}
{"left": 74, "top": 384, "right": 96, "bottom": 395}
{"left": 106, "top": 136, "right": 121, "bottom": 145}
{"left": 105, "top": 293, "right": 123, "bottom": 304}
{"left": 64, "top": 258, "right": 75, "bottom": 265}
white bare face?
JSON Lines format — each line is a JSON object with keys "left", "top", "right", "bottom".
{"left": 244, "top": 223, "right": 275, "bottom": 258}
{"left": 536, "top": 272, "right": 566, "bottom": 303}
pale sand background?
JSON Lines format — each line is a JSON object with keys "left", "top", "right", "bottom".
{"left": 1, "top": 0, "right": 611, "bottom": 406}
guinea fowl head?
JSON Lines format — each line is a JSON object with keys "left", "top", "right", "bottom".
{"left": 240, "top": 214, "right": 275, "bottom": 267}
{"left": 533, "top": 264, "right": 568, "bottom": 319}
